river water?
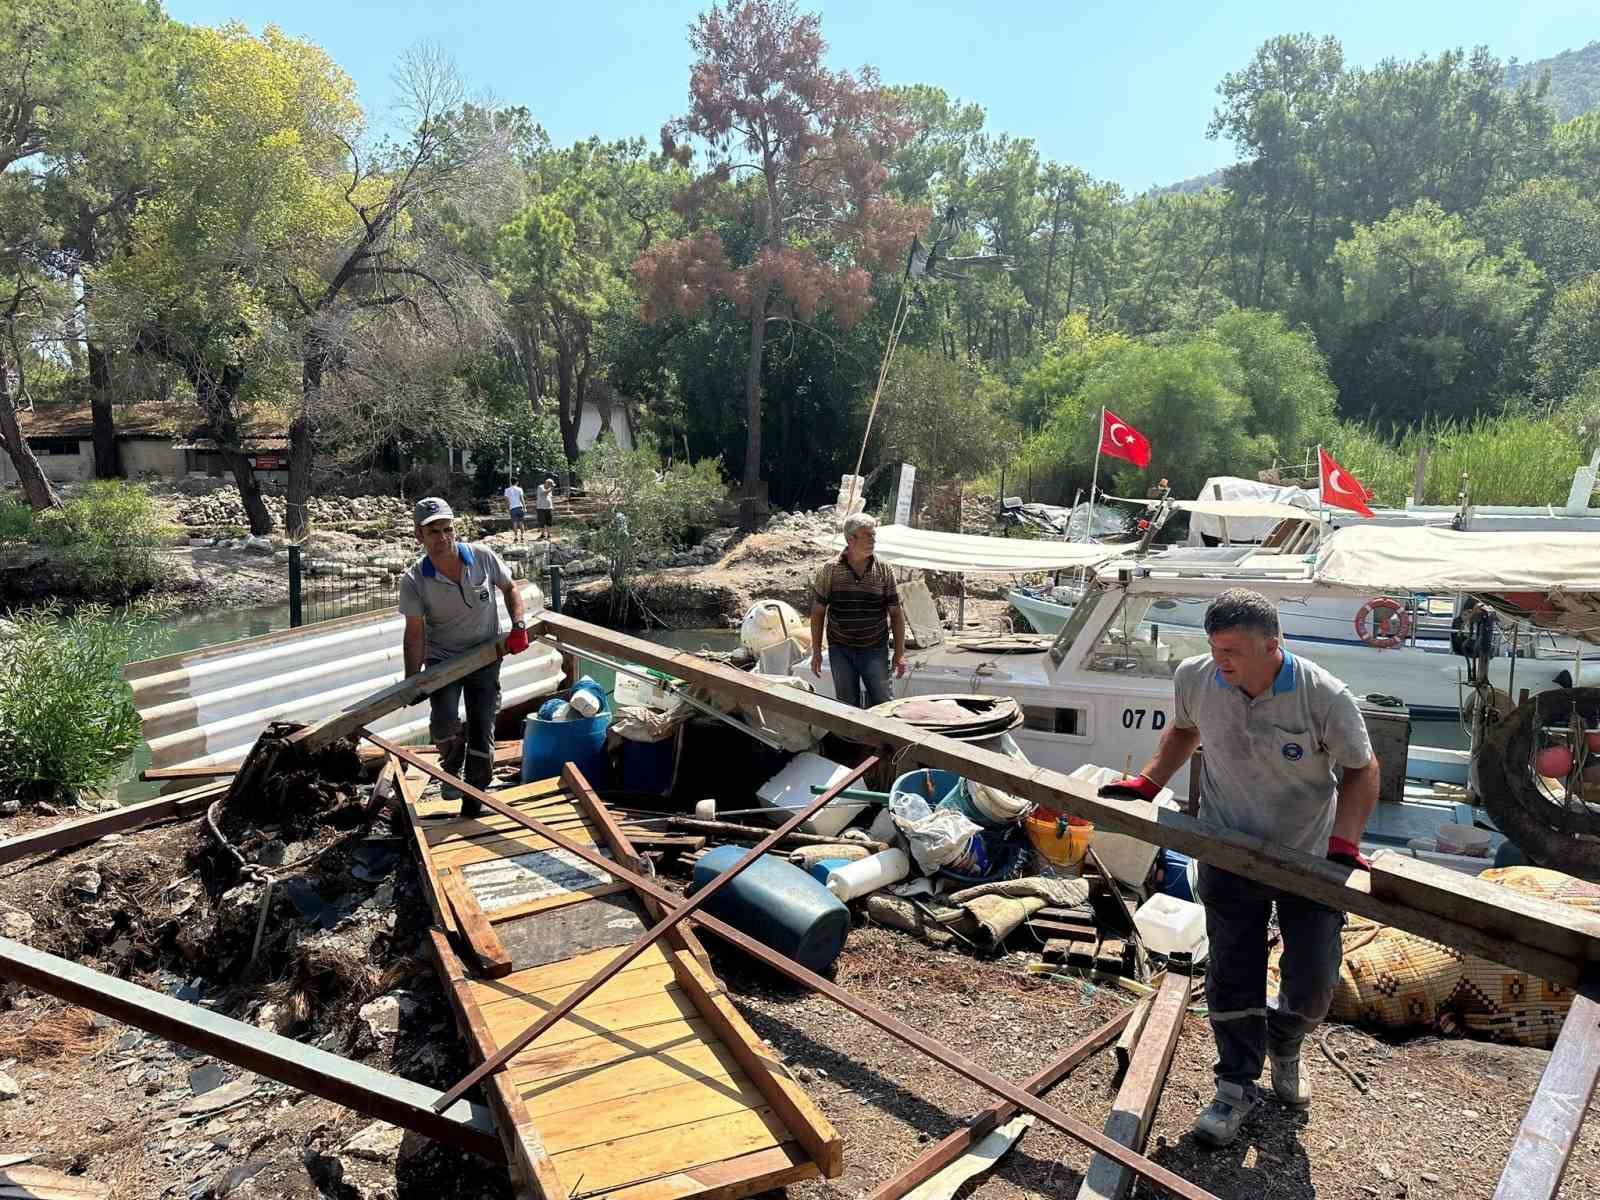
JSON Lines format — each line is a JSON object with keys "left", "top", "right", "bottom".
{"left": 113, "top": 604, "right": 738, "bottom": 805}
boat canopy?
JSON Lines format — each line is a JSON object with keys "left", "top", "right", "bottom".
{"left": 816, "top": 524, "right": 1118, "bottom": 574}
{"left": 1314, "top": 526, "right": 1600, "bottom": 592}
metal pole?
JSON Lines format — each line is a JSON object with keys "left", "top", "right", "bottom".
{"left": 546, "top": 563, "right": 562, "bottom": 614}
{"left": 1085, "top": 407, "right": 1103, "bottom": 542}
{"left": 288, "top": 545, "right": 303, "bottom": 628}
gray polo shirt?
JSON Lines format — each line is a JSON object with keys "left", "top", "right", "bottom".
{"left": 398, "top": 542, "right": 513, "bottom": 661}
{"left": 1173, "top": 651, "right": 1373, "bottom": 854}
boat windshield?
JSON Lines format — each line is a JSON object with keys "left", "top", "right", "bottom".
{"left": 1080, "top": 594, "right": 1212, "bottom": 678}
{"left": 1047, "top": 588, "right": 1105, "bottom": 667}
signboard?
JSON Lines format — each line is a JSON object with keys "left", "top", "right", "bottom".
{"left": 893, "top": 463, "right": 916, "bottom": 526}
{"left": 252, "top": 454, "right": 284, "bottom": 471}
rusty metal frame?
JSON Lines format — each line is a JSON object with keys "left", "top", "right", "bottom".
{"left": 363, "top": 732, "right": 1217, "bottom": 1200}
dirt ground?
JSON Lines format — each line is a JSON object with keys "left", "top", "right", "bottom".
{"left": 2, "top": 796, "right": 1598, "bottom": 1200}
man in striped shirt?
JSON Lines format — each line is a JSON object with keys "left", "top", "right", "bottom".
{"left": 808, "top": 513, "right": 907, "bottom": 707}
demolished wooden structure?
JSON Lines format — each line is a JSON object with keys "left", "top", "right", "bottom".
{"left": 528, "top": 613, "right": 1600, "bottom": 1199}
{"left": 391, "top": 756, "right": 844, "bottom": 1200}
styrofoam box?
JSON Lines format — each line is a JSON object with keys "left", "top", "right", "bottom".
{"left": 756, "top": 751, "right": 873, "bottom": 837}
{"left": 1066, "top": 764, "right": 1180, "bottom": 888}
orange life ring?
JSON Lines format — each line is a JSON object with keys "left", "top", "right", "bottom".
{"left": 1355, "top": 597, "right": 1410, "bottom": 649}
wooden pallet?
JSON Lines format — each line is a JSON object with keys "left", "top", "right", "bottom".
{"left": 401, "top": 769, "right": 842, "bottom": 1200}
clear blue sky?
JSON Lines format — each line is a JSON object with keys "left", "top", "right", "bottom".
{"left": 164, "top": 0, "right": 1595, "bottom": 191}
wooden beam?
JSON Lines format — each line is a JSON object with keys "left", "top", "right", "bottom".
{"left": 1493, "top": 965, "right": 1600, "bottom": 1200}
{"left": 288, "top": 635, "right": 512, "bottom": 755}
{"left": 366, "top": 735, "right": 1217, "bottom": 1200}
{"left": 537, "top": 614, "right": 1600, "bottom": 985}
{"left": 439, "top": 867, "right": 514, "bottom": 979}
{"left": 0, "top": 782, "right": 226, "bottom": 869}
{"left": 139, "top": 763, "right": 238, "bottom": 782}
{"left": 866, "top": 997, "right": 1141, "bottom": 1200}
{"left": 1077, "top": 971, "right": 1190, "bottom": 1200}
{"left": 432, "top": 756, "right": 877, "bottom": 1110}
{"left": 391, "top": 759, "right": 456, "bottom": 936}
{"left": 0, "top": 935, "right": 502, "bottom": 1162}
{"left": 427, "top": 928, "right": 564, "bottom": 1200}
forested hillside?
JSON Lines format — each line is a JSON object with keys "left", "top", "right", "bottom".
{"left": 5, "top": 4, "right": 1600, "bottom": 530}
{"left": 1508, "top": 40, "right": 1600, "bottom": 120}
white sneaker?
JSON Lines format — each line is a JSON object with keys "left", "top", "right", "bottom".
{"left": 1194, "top": 1081, "right": 1255, "bottom": 1147}
{"left": 1270, "top": 1053, "right": 1311, "bottom": 1107}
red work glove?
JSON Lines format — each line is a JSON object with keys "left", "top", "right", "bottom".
{"left": 1327, "top": 836, "right": 1370, "bottom": 870}
{"left": 1098, "top": 773, "right": 1161, "bottom": 801}
{"left": 504, "top": 626, "right": 530, "bottom": 655}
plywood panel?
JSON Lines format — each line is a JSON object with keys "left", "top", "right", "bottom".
{"left": 598, "top": 1144, "right": 816, "bottom": 1200}
{"left": 545, "top": 1108, "right": 790, "bottom": 1196}
{"left": 433, "top": 826, "right": 600, "bottom": 868}
{"left": 536, "top": 1073, "right": 768, "bottom": 1155}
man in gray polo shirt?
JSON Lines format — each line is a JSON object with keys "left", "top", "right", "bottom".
{"left": 400, "top": 497, "right": 530, "bottom": 816}
{"left": 1100, "top": 588, "right": 1377, "bottom": 1146}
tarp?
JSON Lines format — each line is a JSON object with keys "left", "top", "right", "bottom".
{"left": 1314, "top": 526, "right": 1600, "bottom": 591}
{"left": 1181, "top": 477, "right": 1317, "bottom": 543}
{"left": 815, "top": 524, "right": 1117, "bottom": 575}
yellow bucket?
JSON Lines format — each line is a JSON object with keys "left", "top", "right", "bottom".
{"left": 1026, "top": 808, "right": 1093, "bottom": 868}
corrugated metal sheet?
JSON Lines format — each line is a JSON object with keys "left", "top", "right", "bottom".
{"left": 125, "top": 583, "right": 562, "bottom": 769}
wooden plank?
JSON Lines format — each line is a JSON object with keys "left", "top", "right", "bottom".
{"left": 139, "top": 763, "right": 237, "bottom": 781}
{"left": 865, "top": 999, "right": 1138, "bottom": 1200}
{"left": 0, "top": 1164, "right": 110, "bottom": 1198}
{"left": 506, "top": 1017, "right": 718, "bottom": 1084}
{"left": 368, "top": 733, "right": 1217, "bottom": 1200}
{"left": 289, "top": 636, "right": 507, "bottom": 754}
{"left": 536, "top": 1073, "right": 772, "bottom": 1155}
{"left": 435, "top": 757, "right": 874, "bottom": 1112}
{"left": 480, "top": 987, "right": 704, "bottom": 1048}
{"left": 440, "top": 868, "right": 514, "bottom": 979}
{"left": 1493, "top": 965, "right": 1600, "bottom": 1200}
{"left": 669, "top": 950, "right": 844, "bottom": 1178}
{"left": 0, "top": 934, "right": 501, "bottom": 1162}
{"left": 393, "top": 761, "right": 456, "bottom": 937}
{"left": 481, "top": 942, "right": 675, "bottom": 997}
{"left": 540, "top": 613, "right": 1600, "bottom": 985}
{"left": 424, "top": 808, "right": 591, "bottom": 846}
{"left": 433, "top": 827, "right": 600, "bottom": 868}
{"left": 473, "top": 960, "right": 681, "bottom": 1014}
{"left": 547, "top": 1108, "right": 790, "bottom": 1196}
{"left": 517, "top": 1040, "right": 747, "bottom": 1110}
{"left": 427, "top": 928, "right": 563, "bottom": 1200}
{"left": 0, "top": 781, "right": 226, "bottom": 868}
{"left": 1077, "top": 972, "right": 1190, "bottom": 1200}
{"left": 597, "top": 1143, "right": 815, "bottom": 1200}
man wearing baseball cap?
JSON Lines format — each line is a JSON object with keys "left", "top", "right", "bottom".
{"left": 400, "top": 497, "right": 531, "bottom": 815}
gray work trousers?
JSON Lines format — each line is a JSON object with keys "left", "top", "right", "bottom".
{"left": 1196, "top": 862, "right": 1344, "bottom": 1093}
{"left": 428, "top": 658, "right": 502, "bottom": 791}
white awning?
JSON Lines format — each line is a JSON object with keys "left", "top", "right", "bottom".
{"left": 1171, "top": 499, "right": 1323, "bottom": 523}
{"left": 815, "top": 525, "right": 1119, "bottom": 575}
{"left": 1314, "top": 526, "right": 1600, "bottom": 591}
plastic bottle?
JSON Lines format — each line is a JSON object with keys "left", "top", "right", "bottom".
{"left": 824, "top": 848, "right": 911, "bottom": 901}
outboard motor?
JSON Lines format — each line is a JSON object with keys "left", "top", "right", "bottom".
{"left": 1451, "top": 601, "right": 1498, "bottom": 684}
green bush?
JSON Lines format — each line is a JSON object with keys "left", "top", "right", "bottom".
{"left": 39, "top": 481, "right": 172, "bottom": 598}
{"left": 0, "top": 495, "right": 31, "bottom": 539}
{"left": 0, "top": 603, "right": 169, "bottom": 806}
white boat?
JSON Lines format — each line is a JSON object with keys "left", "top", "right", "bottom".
{"left": 803, "top": 525, "right": 1600, "bottom": 796}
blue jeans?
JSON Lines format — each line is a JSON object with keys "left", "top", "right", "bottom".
{"left": 829, "top": 643, "right": 891, "bottom": 709}
{"left": 1196, "top": 863, "right": 1344, "bottom": 1092}
{"left": 428, "top": 659, "right": 502, "bottom": 791}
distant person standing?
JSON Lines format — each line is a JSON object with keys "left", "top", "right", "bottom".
{"left": 808, "top": 513, "right": 907, "bottom": 707}
{"left": 504, "top": 478, "right": 526, "bottom": 543}
{"left": 534, "top": 477, "right": 556, "bottom": 541}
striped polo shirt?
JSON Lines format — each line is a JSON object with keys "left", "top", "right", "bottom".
{"left": 813, "top": 553, "right": 900, "bottom": 649}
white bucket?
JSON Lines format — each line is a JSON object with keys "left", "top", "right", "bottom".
{"left": 1435, "top": 823, "right": 1492, "bottom": 857}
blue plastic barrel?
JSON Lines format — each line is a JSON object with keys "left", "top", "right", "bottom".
{"left": 690, "top": 845, "right": 850, "bottom": 973}
{"left": 891, "top": 769, "right": 961, "bottom": 813}
{"left": 521, "top": 710, "right": 610, "bottom": 784}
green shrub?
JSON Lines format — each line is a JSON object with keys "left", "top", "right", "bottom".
{"left": 39, "top": 481, "right": 171, "bottom": 598}
{"left": 0, "top": 603, "right": 169, "bottom": 806}
{"left": 0, "top": 496, "right": 31, "bottom": 539}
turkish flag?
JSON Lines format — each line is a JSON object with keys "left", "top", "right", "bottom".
{"left": 1098, "top": 408, "right": 1151, "bottom": 468}
{"left": 1319, "top": 447, "right": 1375, "bottom": 518}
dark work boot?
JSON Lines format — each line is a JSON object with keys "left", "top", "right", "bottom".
{"left": 460, "top": 748, "right": 492, "bottom": 818}
{"left": 437, "top": 734, "right": 466, "bottom": 802}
